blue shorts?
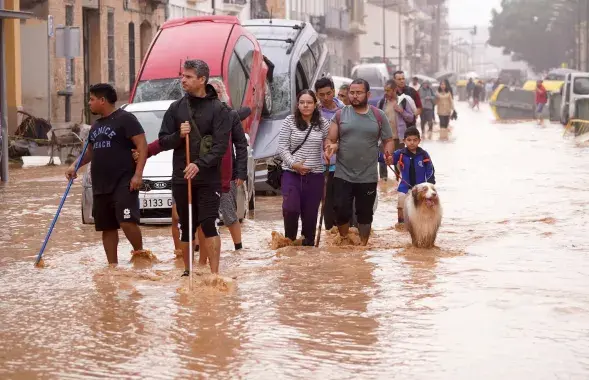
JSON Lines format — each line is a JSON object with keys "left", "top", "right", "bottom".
{"left": 536, "top": 103, "right": 545, "bottom": 113}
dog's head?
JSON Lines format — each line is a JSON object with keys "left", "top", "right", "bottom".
{"left": 411, "top": 183, "right": 440, "bottom": 208}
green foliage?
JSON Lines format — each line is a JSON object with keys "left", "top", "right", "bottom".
{"left": 488, "top": 0, "right": 576, "bottom": 72}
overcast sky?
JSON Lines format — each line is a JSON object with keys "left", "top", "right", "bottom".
{"left": 447, "top": 0, "right": 503, "bottom": 27}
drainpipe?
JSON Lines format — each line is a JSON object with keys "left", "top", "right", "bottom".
{"left": 212, "top": 0, "right": 216, "bottom": 15}
{"left": 285, "top": 0, "right": 291, "bottom": 19}
{"left": 0, "top": 0, "right": 8, "bottom": 182}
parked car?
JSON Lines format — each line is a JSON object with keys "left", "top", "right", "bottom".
{"left": 560, "top": 71, "right": 589, "bottom": 125}
{"left": 351, "top": 63, "right": 389, "bottom": 106}
{"left": 129, "top": 15, "right": 269, "bottom": 208}
{"left": 81, "top": 101, "right": 255, "bottom": 225}
{"left": 242, "top": 19, "right": 328, "bottom": 192}
{"left": 331, "top": 75, "right": 353, "bottom": 91}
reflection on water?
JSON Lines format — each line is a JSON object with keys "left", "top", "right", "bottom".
{"left": 2, "top": 104, "right": 589, "bottom": 378}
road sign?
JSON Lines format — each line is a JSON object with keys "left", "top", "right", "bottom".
{"left": 48, "top": 15, "right": 54, "bottom": 37}
{"left": 55, "top": 26, "right": 81, "bottom": 58}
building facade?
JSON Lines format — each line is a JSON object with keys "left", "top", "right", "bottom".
{"left": 167, "top": 0, "right": 250, "bottom": 21}
{"left": 251, "top": 0, "right": 366, "bottom": 78}
{"left": 19, "top": 0, "right": 166, "bottom": 127}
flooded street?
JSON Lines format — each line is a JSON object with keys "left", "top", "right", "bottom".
{"left": 1, "top": 102, "right": 589, "bottom": 379}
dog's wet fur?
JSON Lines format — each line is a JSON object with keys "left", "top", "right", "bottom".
{"left": 404, "top": 183, "right": 442, "bottom": 248}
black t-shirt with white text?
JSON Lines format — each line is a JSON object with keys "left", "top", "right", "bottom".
{"left": 88, "top": 109, "right": 144, "bottom": 195}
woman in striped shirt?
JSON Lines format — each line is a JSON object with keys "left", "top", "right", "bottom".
{"left": 277, "top": 89, "right": 330, "bottom": 246}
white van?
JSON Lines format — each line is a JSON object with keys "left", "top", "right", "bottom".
{"left": 560, "top": 72, "right": 589, "bottom": 125}
{"left": 350, "top": 63, "right": 389, "bottom": 88}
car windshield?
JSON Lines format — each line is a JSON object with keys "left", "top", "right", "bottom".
{"left": 245, "top": 25, "right": 297, "bottom": 118}
{"left": 130, "top": 110, "right": 166, "bottom": 142}
{"left": 133, "top": 76, "right": 223, "bottom": 103}
{"left": 353, "top": 68, "right": 385, "bottom": 88}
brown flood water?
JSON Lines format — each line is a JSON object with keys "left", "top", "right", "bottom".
{"left": 1, "top": 103, "right": 589, "bottom": 379}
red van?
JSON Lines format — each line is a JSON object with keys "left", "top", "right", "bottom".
{"left": 129, "top": 15, "right": 271, "bottom": 144}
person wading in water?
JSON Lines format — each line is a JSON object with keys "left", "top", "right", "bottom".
{"left": 324, "top": 79, "right": 394, "bottom": 245}
{"left": 66, "top": 83, "right": 149, "bottom": 264}
{"left": 315, "top": 77, "right": 344, "bottom": 231}
{"left": 277, "top": 89, "right": 330, "bottom": 246}
{"left": 158, "top": 59, "right": 232, "bottom": 277}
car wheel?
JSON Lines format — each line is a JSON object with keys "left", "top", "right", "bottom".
{"left": 262, "top": 81, "right": 272, "bottom": 116}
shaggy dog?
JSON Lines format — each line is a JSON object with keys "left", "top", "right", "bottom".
{"left": 403, "top": 183, "right": 442, "bottom": 248}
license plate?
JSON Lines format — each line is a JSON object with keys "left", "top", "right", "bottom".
{"left": 141, "top": 197, "right": 173, "bottom": 209}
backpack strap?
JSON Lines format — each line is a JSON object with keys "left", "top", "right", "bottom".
{"left": 370, "top": 105, "right": 383, "bottom": 140}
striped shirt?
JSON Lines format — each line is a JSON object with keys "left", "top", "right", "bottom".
{"left": 277, "top": 115, "right": 330, "bottom": 174}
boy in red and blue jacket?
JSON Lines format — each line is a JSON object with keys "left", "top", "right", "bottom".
{"left": 380, "top": 127, "right": 435, "bottom": 228}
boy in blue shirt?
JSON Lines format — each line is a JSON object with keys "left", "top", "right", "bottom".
{"left": 388, "top": 127, "right": 436, "bottom": 228}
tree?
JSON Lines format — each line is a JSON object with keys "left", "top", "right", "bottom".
{"left": 488, "top": 0, "right": 576, "bottom": 72}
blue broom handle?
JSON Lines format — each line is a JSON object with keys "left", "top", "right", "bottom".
{"left": 35, "top": 139, "right": 90, "bottom": 265}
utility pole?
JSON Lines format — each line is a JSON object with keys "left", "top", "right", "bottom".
{"left": 398, "top": 4, "right": 402, "bottom": 70}
{"left": 434, "top": 2, "right": 441, "bottom": 73}
{"left": 382, "top": 0, "right": 386, "bottom": 63}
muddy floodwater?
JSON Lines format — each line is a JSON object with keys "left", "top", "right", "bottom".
{"left": 1, "top": 103, "right": 589, "bottom": 379}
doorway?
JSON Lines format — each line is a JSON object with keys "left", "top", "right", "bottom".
{"left": 82, "top": 8, "right": 101, "bottom": 124}
{"left": 140, "top": 20, "right": 152, "bottom": 64}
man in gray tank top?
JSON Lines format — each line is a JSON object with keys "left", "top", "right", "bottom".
{"left": 324, "top": 79, "right": 394, "bottom": 245}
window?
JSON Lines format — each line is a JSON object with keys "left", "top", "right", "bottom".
{"left": 234, "top": 36, "right": 255, "bottom": 74}
{"left": 128, "top": 23, "right": 135, "bottom": 90}
{"left": 228, "top": 52, "right": 248, "bottom": 107}
{"left": 65, "top": 5, "right": 75, "bottom": 84}
{"left": 107, "top": 9, "right": 115, "bottom": 84}
{"left": 295, "top": 63, "right": 307, "bottom": 96}
{"left": 299, "top": 45, "right": 316, "bottom": 86}
{"left": 573, "top": 77, "right": 589, "bottom": 95}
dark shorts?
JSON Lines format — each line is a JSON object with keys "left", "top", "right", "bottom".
{"left": 536, "top": 103, "right": 545, "bottom": 113}
{"left": 333, "top": 177, "right": 377, "bottom": 226}
{"left": 439, "top": 115, "right": 450, "bottom": 128}
{"left": 93, "top": 185, "right": 140, "bottom": 231}
{"left": 172, "top": 182, "right": 221, "bottom": 241}
{"left": 421, "top": 109, "right": 434, "bottom": 123}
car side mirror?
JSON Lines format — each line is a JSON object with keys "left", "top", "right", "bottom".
{"left": 238, "top": 107, "right": 251, "bottom": 121}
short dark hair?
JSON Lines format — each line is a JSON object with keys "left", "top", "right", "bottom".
{"left": 350, "top": 78, "right": 370, "bottom": 92}
{"left": 184, "top": 59, "right": 210, "bottom": 83}
{"left": 315, "top": 77, "right": 334, "bottom": 92}
{"left": 339, "top": 84, "right": 349, "bottom": 91}
{"left": 89, "top": 83, "right": 117, "bottom": 104}
{"left": 385, "top": 79, "right": 396, "bottom": 89}
{"left": 404, "top": 126, "right": 420, "bottom": 139}
{"left": 393, "top": 70, "right": 405, "bottom": 79}
{"left": 412, "top": 76, "right": 419, "bottom": 81}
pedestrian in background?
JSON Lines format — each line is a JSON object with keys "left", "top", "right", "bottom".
{"left": 418, "top": 80, "right": 436, "bottom": 134}
{"left": 535, "top": 79, "right": 548, "bottom": 126}
{"left": 437, "top": 79, "right": 455, "bottom": 140}
{"left": 315, "top": 77, "right": 344, "bottom": 231}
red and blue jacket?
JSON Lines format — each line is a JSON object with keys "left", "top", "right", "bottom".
{"left": 388, "top": 147, "right": 436, "bottom": 193}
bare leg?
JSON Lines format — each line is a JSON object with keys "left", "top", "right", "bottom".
{"left": 206, "top": 236, "right": 221, "bottom": 274}
{"left": 171, "top": 204, "right": 181, "bottom": 250}
{"left": 358, "top": 223, "right": 371, "bottom": 246}
{"left": 338, "top": 223, "right": 350, "bottom": 238}
{"left": 198, "top": 227, "right": 208, "bottom": 266}
{"left": 227, "top": 222, "right": 242, "bottom": 249}
{"left": 102, "top": 230, "right": 119, "bottom": 264}
{"left": 120, "top": 222, "right": 143, "bottom": 251}
{"left": 180, "top": 242, "right": 190, "bottom": 270}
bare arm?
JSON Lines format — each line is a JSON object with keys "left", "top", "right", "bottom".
{"left": 382, "top": 138, "right": 394, "bottom": 158}
{"left": 131, "top": 133, "right": 148, "bottom": 176}
{"left": 325, "top": 120, "right": 339, "bottom": 146}
{"left": 65, "top": 144, "right": 93, "bottom": 180}
{"left": 78, "top": 144, "right": 93, "bottom": 167}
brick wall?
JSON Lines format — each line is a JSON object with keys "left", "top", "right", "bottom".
{"left": 47, "top": 0, "right": 166, "bottom": 124}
